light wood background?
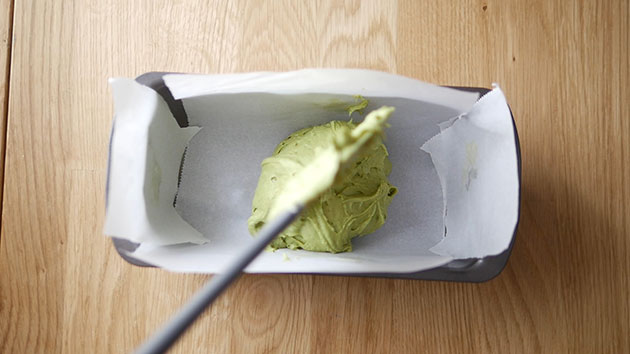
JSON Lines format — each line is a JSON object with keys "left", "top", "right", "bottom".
{"left": 0, "top": 1, "right": 628, "bottom": 353}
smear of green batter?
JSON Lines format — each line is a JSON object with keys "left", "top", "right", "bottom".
{"left": 346, "top": 95, "right": 369, "bottom": 116}
{"left": 315, "top": 95, "right": 369, "bottom": 117}
{"left": 247, "top": 108, "right": 398, "bottom": 253}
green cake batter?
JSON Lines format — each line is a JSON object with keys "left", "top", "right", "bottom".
{"left": 247, "top": 107, "right": 398, "bottom": 253}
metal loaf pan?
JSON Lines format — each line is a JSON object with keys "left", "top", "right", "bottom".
{"left": 111, "top": 72, "right": 521, "bottom": 283}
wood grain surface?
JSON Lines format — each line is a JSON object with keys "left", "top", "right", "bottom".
{"left": 0, "top": 0, "right": 13, "bottom": 213}
{"left": 0, "top": 0, "right": 628, "bottom": 353}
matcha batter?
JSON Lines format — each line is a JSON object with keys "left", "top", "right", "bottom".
{"left": 247, "top": 107, "right": 398, "bottom": 253}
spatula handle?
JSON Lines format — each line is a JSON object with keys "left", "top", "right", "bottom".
{"left": 135, "top": 204, "right": 303, "bottom": 354}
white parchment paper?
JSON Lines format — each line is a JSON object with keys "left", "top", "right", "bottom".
{"left": 422, "top": 86, "right": 519, "bottom": 259}
{"left": 104, "top": 78, "right": 204, "bottom": 245}
{"left": 104, "top": 70, "right": 519, "bottom": 273}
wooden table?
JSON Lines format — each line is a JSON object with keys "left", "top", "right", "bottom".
{"left": 0, "top": 1, "right": 628, "bottom": 353}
